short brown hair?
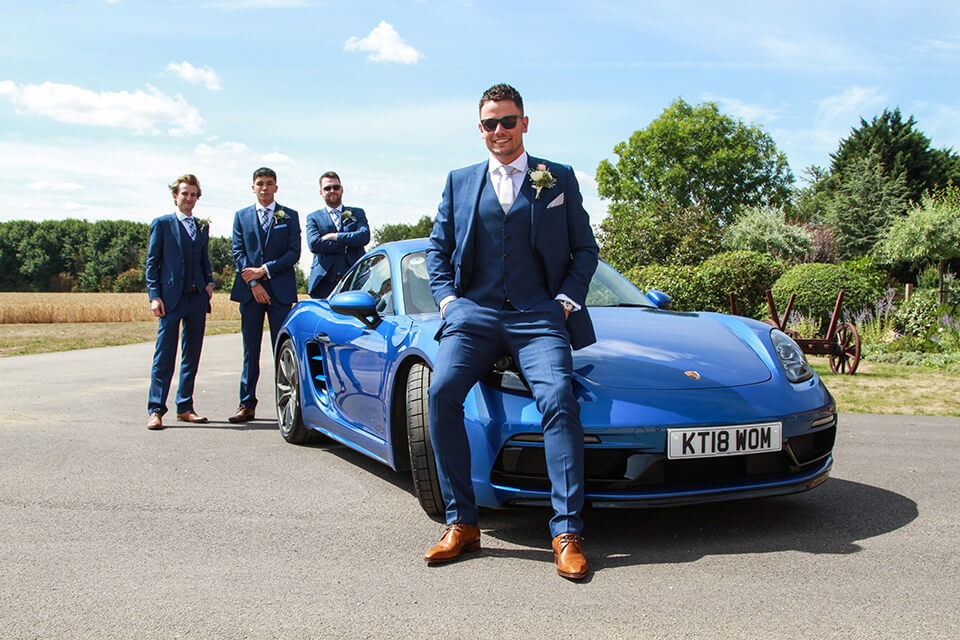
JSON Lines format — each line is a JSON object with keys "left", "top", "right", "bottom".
{"left": 169, "top": 173, "right": 201, "bottom": 197}
{"left": 479, "top": 84, "right": 524, "bottom": 115}
{"left": 319, "top": 171, "right": 340, "bottom": 184}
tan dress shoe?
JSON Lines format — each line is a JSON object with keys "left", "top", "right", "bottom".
{"left": 147, "top": 412, "right": 164, "bottom": 430}
{"left": 424, "top": 524, "right": 481, "bottom": 564}
{"left": 228, "top": 406, "right": 255, "bottom": 423}
{"left": 553, "top": 533, "right": 588, "bottom": 580}
{"left": 177, "top": 410, "right": 209, "bottom": 423}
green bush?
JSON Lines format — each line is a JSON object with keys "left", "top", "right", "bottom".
{"left": 700, "top": 251, "right": 784, "bottom": 317}
{"left": 767, "top": 262, "right": 883, "bottom": 331}
{"left": 627, "top": 250, "right": 782, "bottom": 317}
{"left": 894, "top": 288, "right": 960, "bottom": 338}
{"left": 628, "top": 264, "right": 706, "bottom": 312}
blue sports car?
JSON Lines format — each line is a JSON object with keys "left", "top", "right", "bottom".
{"left": 274, "top": 238, "right": 836, "bottom": 515}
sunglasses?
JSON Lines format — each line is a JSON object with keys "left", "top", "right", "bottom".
{"left": 322, "top": 184, "right": 342, "bottom": 192}
{"left": 480, "top": 115, "right": 522, "bottom": 132}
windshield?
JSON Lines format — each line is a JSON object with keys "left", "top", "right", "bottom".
{"left": 398, "top": 251, "right": 654, "bottom": 313}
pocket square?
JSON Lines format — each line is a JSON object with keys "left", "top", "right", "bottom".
{"left": 274, "top": 224, "right": 288, "bottom": 229}
{"left": 547, "top": 193, "right": 564, "bottom": 208}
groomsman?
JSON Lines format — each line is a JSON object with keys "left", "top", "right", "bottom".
{"left": 145, "top": 173, "right": 215, "bottom": 430}
{"left": 305, "top": 171, "right": 370, "bottom": 299}
{"left": 228, "top": 167, "right": 301, "bottom": 423}
{"left": 424, "top": 84, "right": 599, "bottom": 579}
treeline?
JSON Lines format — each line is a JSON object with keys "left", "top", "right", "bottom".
{"left": 0, "top": 219, "right": 237, "bottom": 292}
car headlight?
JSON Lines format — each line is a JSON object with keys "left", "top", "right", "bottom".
{"left": 770, "top": 329, "right": 813, "bottom": 383}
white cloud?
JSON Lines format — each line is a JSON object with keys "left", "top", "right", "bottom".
{"left": 815, "top": 86, "right": 886, "bottom": 130}
{"left": 166, "top": 61, "right": 223, "bottom": 91}
{"left": 261, "top": 151, "right": 295, "bottom": 164}
{"left": 25, "top": 181, "right": 84, "bottom": 192}
{"left": 701, "top": 94, "right": 781, "bottom": 124}
{"left": 0, "top": 81, "right": 204, "bottom": 136}
{"left": 344, "top": 21, "right": 423, "bottom": 64}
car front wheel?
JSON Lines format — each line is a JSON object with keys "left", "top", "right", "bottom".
{"left": 405, "top": 362, "right": 444, "bottom": 516}
{"left": 276, "top": 339, "right": 312, "bottom": 444}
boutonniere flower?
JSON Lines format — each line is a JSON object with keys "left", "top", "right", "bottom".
{"left": 195, "top": 217, "right": 211, "bottom": 229}
{"left": 528, "top": 164, "right": 557, "bottom": 200}
{"left": 341, "top": 209, "right": 354, "bottom": 223}
{"left": 273, "top": 208, "right": 289, "bottom": 222}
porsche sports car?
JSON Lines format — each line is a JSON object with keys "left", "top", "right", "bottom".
{"left": 274, "top": 238, "right": 836, "bottom": 515}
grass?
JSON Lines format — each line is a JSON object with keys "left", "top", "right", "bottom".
{"left": 0, "top": 320, "right": 241, "bottom": 357}
{"left": 809, "top": 356, "right": 960, "bottom": 417}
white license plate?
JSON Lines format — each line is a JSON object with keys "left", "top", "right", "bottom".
{"left": 667, "top": 422, "right": 782, "bottom": 460}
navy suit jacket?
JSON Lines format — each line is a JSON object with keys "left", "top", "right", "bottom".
{"left": 145, "top": 213, "right": 213, "bottom": 313}
{"left": 305, "top": 206, "right": 370, "bottom": 293}
{"left": 230, "top": 204, "right": 302, "bottom": 305}
{"left": 426, "top": 155, "right": 599, "bottom": 349}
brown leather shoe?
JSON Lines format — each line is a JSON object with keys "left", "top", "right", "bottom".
{"left": 177, "top": 410, "right": 209, "bottom": 424}
{"left": 228, "top": 406, "right": 255, "bottom": 423}
{"left": 424, "top": 524, "right": 481, "bottom": 564}
{"left": 147, "top": 412, "right": 164, "bottom": 430}
{"left": 553, "top": 533, "right": 588, "bottom": 580}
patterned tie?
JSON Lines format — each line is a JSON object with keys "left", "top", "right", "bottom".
{"left": 259, "top": 208, "right": 271, "bottom": 232}
{"left": 332, "top": 209, "right": 341, "bottom": 231}
{"left": 498, "top": 165, "right": 516, "bottom": 213}
{"left": 184, "top": 216, "right": 197, "bottom": 240}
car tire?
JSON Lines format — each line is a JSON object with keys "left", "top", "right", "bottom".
{"left": 276, "top": 339, "right": 313, "bottom": 444}
{"left": 405, "top": 362, "right": 444, "bottom": 516}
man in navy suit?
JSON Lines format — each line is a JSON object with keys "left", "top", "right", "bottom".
{"left": 228, "top": 167, "right": 302, "bottom": 423}
{"left": 305, "top": 171, "right": 370, "bottom": 298}
{"left": 145, "top": 173, "right": 215, "bottom": 430}
{"left": 424, "top": 84, "right": 599, "bottom": 579}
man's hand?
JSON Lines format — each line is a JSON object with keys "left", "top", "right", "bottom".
{"left": 241, "top": 266, "right": 267, "bottom": 283}
{"left": 150, "top": 298, "right": 165, "bottom": 318}
{"left": 205, "top": 283, "right": 215, "bottom": 299}
{"left": 321, "top": 232, "right": 339, "bottom": 241}
{"left": 252, "top": 285, "right": 271, "bottom": 305}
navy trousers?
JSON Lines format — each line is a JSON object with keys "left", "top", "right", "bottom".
{"left": 238, "top": 295, "right": 292, "bottom": 408}
{"left": 148, "top": 289, "right": 207, "bottom": 416}
{"left": 428, "top": 297, "right": 585, "bottom": 537}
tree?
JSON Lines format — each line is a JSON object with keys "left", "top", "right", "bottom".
{"left": 722, "top": 206, "right": 812, "bottom": 263}
{"left": 597, "top": 198, "right": 722, "bottom": 272}
{"left": 792, "top": 165, "right": 834, "bottom": 224}
{"left": 828, "top": 152, "right": 910, "bottom": 259}
{"left": 596, "top": 98, "right": 794, "bottom": 227}
{"left": 831, "top": 107, "right": 960, "bottom": 204}
{"left": 373, "top": 215, "right": 435, "bottom": 244}
{"left": 879, "top": 186, "right": 960, "bottom": 303}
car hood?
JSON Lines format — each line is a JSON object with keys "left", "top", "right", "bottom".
{"left": 573, "top": 308, "right": 772, "bottom": 390}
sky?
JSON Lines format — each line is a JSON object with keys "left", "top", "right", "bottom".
{"left": 2, "top": 0, "right": 959, "bottom": 270}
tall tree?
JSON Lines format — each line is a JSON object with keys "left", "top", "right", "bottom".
{"left": 828, "top": 152, "right": 910, "bottom": 259}
{"left": 596, "top": 98, "right": 794, "bottom": 227}
{"left": 831, "top": 108, "right": 960, "bottom": 204}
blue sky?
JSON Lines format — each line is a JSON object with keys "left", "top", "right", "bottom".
{"left": 3, "top": 0, "right": 958, "bottom": 265}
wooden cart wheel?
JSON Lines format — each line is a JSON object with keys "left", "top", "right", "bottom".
{"left": 829, "top": 322, "right": 861, "bottom": 374}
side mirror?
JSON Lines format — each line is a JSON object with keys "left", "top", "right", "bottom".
{"left": 329, "top": 291, "right": 381, "bottom": 328}
{"left": 646, "top": 289, "right": 672, "bottom": 310}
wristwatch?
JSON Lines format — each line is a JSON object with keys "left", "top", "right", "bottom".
{"left": 559, "top": 299, "right": 575, "bottom": 313}
{"left": 249, "top": 279, "right": 260, "bottom": 288}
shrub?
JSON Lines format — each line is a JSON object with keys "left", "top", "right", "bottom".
{"left": 894, "top": 288, "right": 960, "bottom": 338}
{"left": 767, "top": 262, "right": 882, "bottom": 331}
{"left": 700, "top": 251, "right": 784, "bottom": 317}
{"left": 627, "top": 264, "right": 706, "bottom": 312}
{"left": 113, "top": 268, "right": 145, "bottom": 293}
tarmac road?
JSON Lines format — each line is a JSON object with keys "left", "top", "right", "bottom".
{"left": 0, "top": 333, "right": 958, "bottom": 639}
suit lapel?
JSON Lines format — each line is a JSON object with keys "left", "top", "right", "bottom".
{"left": 170, "top": 213, "right": 184, "bottom": 256}
{"left": 247, "top": 206, "right": 264, "bottom": 262}
{"left": 456, "top": 163, "right": 487, "bottom": 269}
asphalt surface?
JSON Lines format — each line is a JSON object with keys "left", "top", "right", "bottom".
{"left": 0, "top": 333, "right": 958, "bottom": 639}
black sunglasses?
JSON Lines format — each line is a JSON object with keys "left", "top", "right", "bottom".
{"left": 480, "top": 115, "right": 522, "bottom": 132}
{"left": 322, "top": 184, "right": 342, "bottom": 192}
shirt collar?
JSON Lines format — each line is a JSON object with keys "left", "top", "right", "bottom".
{"left": 176, "top": 211, "right": 192, "bottom": 222}
{"left": 488, "top": 151, "right": 528, "bottom": 176}
{"left": 257, "top": 202, "right": 275, "bottom": 214}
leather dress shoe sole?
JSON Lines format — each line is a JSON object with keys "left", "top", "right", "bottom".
{"left": 425, "top": 540, "right": 481, "bottom": 565}
{"left": 553, "top": 555, "right": 588, "bottom": 580}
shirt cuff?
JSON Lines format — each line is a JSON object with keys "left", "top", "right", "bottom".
{"left": 555, "top": 294, "right": 581, "bottom": 313}
{"left": 439, "top": 295, "right": 457, "bottom": 317}
{"left": 263, "top": 264, "right": 271, "bottom": 279}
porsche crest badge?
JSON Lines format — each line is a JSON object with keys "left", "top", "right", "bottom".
{"left": 684, "top": 370, "right": 701, "bottom": 380}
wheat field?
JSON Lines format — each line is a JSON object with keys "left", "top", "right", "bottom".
{"left": 0, "top": 292, "right": 242, "bottom": 323}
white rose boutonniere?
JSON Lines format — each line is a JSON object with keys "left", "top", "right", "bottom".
{"left": 528, "top": 163, "right": 557, "bottom": 200}
{"left": 273, "top": 207, "right": 289, "bottom": 223}
{"left": 195, "top": 217, "right": 211, "bottom": 230}
{"left": 341, "top": 209, "right": 354, "bottom": 224}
